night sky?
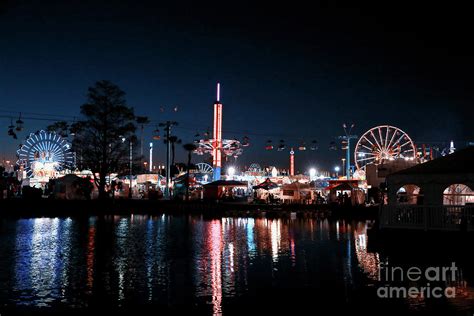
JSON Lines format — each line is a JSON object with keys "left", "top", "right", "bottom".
{"left": 1, "top": 1, "right": 472, "bottom": 172}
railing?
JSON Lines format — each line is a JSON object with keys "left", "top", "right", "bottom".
{"left": 379, "top": 204, "right": 474, "bottom": 232}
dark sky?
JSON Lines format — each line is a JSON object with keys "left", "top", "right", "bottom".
{"left": 0, "top": 1, "right": 472, "bottom": 172}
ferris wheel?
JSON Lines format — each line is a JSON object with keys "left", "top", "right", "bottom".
{"left": 195, "top": 162, "right": 214, "bottom": 175}
{"left": 248, "top": 163, "right": 262, "bottom": 172}
{"left": 354, "top": 125, "right": 416, "bottom": 170}
{"left": 16, "top": 130, "right": 75, "bottom": 178}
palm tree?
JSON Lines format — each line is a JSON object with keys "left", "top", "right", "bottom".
{"left": 183, "top": 143, "right": 197, "bottom": 201}
{"left": 168, "top": 136, "right": 182, "bottom": 166}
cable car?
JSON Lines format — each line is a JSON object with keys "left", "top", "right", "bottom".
{"left": 8, "top": 128, "right": 16, "bottom": 139}
{"left": 203, "top": 130, "right": 210, "bottom": 141}
{"left": 152, "top": 127, "right": 161, "bottom": 140}
{"left": 15, "top": 113, "right": 24, "bottom": 132}
{"left": 298, "top": 141, "right": 306, "bottom": 151}
{"left": 265, "top": 140, "right": 273, "bottom": 150}
{"left": 242, "top": 136, "right": 250, "bottom": 147}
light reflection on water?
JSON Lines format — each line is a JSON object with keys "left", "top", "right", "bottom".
{"left": 0, "top": 215, "right": 472, "bottom": 314}
{"left": 13, "top": 218, "right": 73, "bottom": 307}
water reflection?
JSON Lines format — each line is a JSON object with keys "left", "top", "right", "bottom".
{"left": 192, "top": 217, "right": 367, "bottom": 314}
{"left": 110, "top": 215, "right": 169, "bottom": 305}
{"left": 353, "top": 222, "right": 380, "bottom": 281}
{"left": 270, "top": 220, "right": 281, "bottom": 263}
{"left": 86, "top": 218, "right": 95, "bottom": 294}
{"left": 0, "top": 215, "right": 471, "bottom": 314}
{"left": 115, "top": 218, "right": 128, "bottom": 302}
{"left": 13, "top": 218, "right": 73, "bottom": 306}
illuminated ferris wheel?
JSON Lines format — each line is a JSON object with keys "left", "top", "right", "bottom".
{"left": 16, "top": 130, "right": 75, "bottom": 178}
{"left": 354, "top": 125, "right": 416, "bottom": 170}
{"left": 195, "top": 162, "right": 214, "bottom": 175}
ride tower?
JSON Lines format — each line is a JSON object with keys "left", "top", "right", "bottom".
{"left": 213, "top": 83, "right": 223, "bottom": 180}
{"left": 193, "top": 83, "right": 245, "bottom": 181}
{"left": 289, "top": 148, "right": 295, "bottom": 176}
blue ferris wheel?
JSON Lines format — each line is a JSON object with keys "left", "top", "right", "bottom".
{"left": 16, "top": 130, "right": 76, "bottom": 178}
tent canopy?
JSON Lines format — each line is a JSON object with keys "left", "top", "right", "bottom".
{"left": 204, "top": 180, "right": 247, "bottom": 187}
{"left": 281, "top": 182, "right": 311, "bottom": 190}
{"left": 253, "top": 178, "right": 278, "bottom": 190}
{"left": 56, "top": 174, "right": 84, "bottom": 184}
{"left": 328, "top": 182, "right": 358, "bottom": 191}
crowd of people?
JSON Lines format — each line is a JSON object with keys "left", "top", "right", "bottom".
{"left": 336, "top": 192, "right": 351, "bottom": 206}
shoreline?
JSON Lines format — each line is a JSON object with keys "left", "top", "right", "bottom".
{"left": 0, "top": 198, "right": 379, "bottom": 219}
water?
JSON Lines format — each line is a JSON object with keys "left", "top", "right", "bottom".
{"left": 0, "top": 215, "right": 472, "bottom": 315}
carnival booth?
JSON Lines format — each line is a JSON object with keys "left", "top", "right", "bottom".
{"left": 114, "top": 175, "right": 138, "bottom": 198}
{"left": 328, "top": 181, "right": 365, "bottom": 206}
{"left": 49, "top": 174, "right": 93, "bottom": 200}
{"left": 311, "top": 178, "right": 331, "bottom": 203}
{"left": 172, "top": 173, "right": 199, "bottom": 200}
{"left": 252, "top": 178, "right": 280, "bottom": 203}
{"left": 279, "top": 182, "right": 314, "bottom": 204}
{"left": 203, "top": 180, "right": 248, "bottom": 201}
{"left": 135, "top": 174, "right": 163, "bottom": 199}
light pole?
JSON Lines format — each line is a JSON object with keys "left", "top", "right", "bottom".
{"left": 334, "top": 166, "right": 340, "bottom": 178}
{"left": 341, "top": 158, "right": 346, "bottom": 178}
{"left": 159, "top": 121, "right": 178, "bottom": 199}
{"left": 149, "top": 142, "right": 153, "bottom": 173}
{"left": 129, "top": 140, "right": 133, "bottom": 198}
{"left": 121, "top": 137, "right": 133, "bottom": 199}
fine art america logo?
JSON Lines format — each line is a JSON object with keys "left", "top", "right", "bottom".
{"left": 377, "top": 261, "right": 459, "bottom": 299}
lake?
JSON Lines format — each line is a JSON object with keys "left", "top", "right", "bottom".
{"left": 0, "top": 215, "right": 472, "bottom": 315}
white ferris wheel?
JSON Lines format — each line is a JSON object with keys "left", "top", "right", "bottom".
{"left": 354, "top": 125, "right": 416, "bottom": 170}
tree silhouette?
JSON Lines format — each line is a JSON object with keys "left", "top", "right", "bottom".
{"left": 46, "top": 121, "right": 69, "bottom": 137}
{"left": 56, "top": 81, "right": 137, "bottom": 199}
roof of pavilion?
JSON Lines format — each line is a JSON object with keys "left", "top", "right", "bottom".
{"left": 389, "top": 146, "right": 474, "bottom": 176}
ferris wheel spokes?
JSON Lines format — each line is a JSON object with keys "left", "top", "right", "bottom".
{"left": 386, "top": 130, "right": 398, "bottom": 150}
{"left": 16, "top": 130, "right": 75, "bottom": 179}
{"left": 384, "top": 127, "right": 389, "bottom": 147}
{"left": 354, "top": 125, "right": 416, "bottom": 170}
